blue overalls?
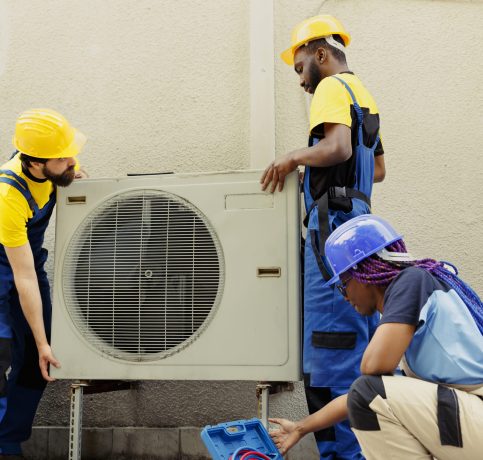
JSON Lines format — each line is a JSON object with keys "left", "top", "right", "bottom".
{"left": 0, "top": 168, "right": 55, "bottom": 455}
{"left": 303, "top": 77, "right": 380, "bottom": 459}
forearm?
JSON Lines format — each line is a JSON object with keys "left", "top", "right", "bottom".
{"left": 260, "top": 124, "right": 351, "bottom": 192}
{"left": 15, "top": 276, "right": 48, "bottom": 347}
{"left": 295, "top": 394, "right": 349, "bottom": 436}
{"left": 291, "top": 139, "right": 351, "bottom": 169}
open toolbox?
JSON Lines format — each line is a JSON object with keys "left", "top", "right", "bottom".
{"left": 201, "top": 418, "right": 283, "bottom": 459}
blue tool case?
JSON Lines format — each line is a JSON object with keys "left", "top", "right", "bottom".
{"left": 201, "top": 418, "right": 283, "bottom": 459}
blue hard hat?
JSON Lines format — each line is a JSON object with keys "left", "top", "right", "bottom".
{"left": 323, "top": 214, "right": 403, "bottom": 286}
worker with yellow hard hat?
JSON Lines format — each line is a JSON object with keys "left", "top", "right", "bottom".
{"left": 261, "top": 15, "right": 386, "bottom": 459}
{"left": 0, "top": 109, "right": 87, "bottom": 457}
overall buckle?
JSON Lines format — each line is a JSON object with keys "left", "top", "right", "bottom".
{"left": 328, "top": 186, "right": 346, "bottom": 199}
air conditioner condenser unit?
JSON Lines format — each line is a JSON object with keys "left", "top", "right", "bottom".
{"left": 51, "top": 170, "right": 301, "bottom": 381}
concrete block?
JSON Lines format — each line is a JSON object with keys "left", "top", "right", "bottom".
{"left": 47, "top": 427, "right": 69, "bottom": 460}
{"left": 112, "top": 427, "right": 179, "bottom": 460}
{"left": 22, "top": 427, "right": 48, "bottom": 460}
{"left": 46, "top": 427, "right": 114, "bottom": 460}
{"left": 180, "top": 427, "right": 210, "bottom": 460}
{"left": 82, "top": 428, "right": 113, "bottom": 460}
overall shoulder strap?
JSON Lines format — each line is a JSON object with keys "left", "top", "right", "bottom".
{"left": 0, "top": 170, "right": 37, "bottom": 212}
{"left": 0, "top": 169, "right": 29, "bottom": 190}
{"left": 332, "top": 76, "right": 364, "bottom": 146}
{"left": 332, "top": 75, "right": 359, "bottom": 106}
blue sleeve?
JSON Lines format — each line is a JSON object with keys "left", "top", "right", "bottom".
{"left": 380, "top": 267, "right": 436, "bottom": 326}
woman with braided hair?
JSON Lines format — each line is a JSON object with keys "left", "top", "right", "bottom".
{"left": 270, "top": 215, "right": 483, "bottom": 460}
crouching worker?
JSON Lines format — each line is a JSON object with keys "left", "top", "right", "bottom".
{"left": 270, "top": 214, "right": 483, "bottom": 460}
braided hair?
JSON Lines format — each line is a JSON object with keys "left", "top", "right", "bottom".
{"left": 348, "top": 240, "right": 483, "bottom": 334}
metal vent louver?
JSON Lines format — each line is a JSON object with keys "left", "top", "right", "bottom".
{"left": 62, "top": 189, "right": 224, "bottom": 362}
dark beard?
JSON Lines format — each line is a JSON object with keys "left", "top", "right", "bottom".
{"left": 308, "top": 59, "right": 323, "bottom": 92}
{"left": 42, "top": 165, "right": 76, "bottom": 187}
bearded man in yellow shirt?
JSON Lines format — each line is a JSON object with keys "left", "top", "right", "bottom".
{"left": 0, "top": 109, "right": 87, "bottom": 458}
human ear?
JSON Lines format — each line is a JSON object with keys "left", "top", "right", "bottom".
{"left": 316, "top": 47, "right": 327, "bottom": 64}
{"left": 31, "top": 161, "right": 45, "bottom": 170}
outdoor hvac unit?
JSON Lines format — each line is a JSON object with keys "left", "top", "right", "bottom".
{"left": 51, "top": 170, "right": 300, "bottom": 381}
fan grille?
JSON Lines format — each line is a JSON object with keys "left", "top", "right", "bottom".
{"left": 62, "top": 189, "right": 224, "bottom": 361}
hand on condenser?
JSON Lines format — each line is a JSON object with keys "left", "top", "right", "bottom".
{"left": 74, "top": 168, "right": 89, "bottom": 179}
{"left": 260, "top": 153, "right": 297, "bottom": 193}
{"left": 269, "top": 417, "right": 302, "bottom": 455}
{"left": 38, "top": 343, "right": 61, "bottom": 382}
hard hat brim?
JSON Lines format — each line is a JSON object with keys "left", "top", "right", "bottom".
{"left": 323, "top": 274, "right": 341, "bottom": 288}
{"left": 281, "top": 46, "right": 296, "bottom": 65}
{"left": 62, "top": 129, "right": 87, "bottom": 158}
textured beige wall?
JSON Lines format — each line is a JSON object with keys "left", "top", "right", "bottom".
{"left": 0, "top": 0, "right": 250, "bottom": 175}
{"left": 0, "top": 0, "right": 482, "bottom": 444}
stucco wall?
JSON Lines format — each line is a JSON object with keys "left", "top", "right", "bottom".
{"left": 0, "top": 0, "right": 482, "bottom": 452}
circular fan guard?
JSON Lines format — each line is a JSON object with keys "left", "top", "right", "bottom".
{"left": 62, "top": 189, "right": 224, "bottom": 361}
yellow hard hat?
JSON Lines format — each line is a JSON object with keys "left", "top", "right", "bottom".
{"left": 281, "top": 15, "right": 351, "bottom": 65}
{"left": 12, "top": 108, "right": 86, "bottom": 159}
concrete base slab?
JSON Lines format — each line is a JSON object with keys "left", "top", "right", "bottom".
{"left": 22, "top": 426, "right": 319, "bottom": 459}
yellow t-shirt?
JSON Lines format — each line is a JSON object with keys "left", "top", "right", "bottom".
{"left": 309, "top": 72, "right": 380, "bottom": 133}
{"left": 0, "top": 153, "right": 78, "bottom": 247}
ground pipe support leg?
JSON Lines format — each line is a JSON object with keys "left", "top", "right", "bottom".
{"left": 256, "top": 382, "right": 271, "bottom": 429}
{"left": 69, "top": 381, "right": 89, "bottom": 460}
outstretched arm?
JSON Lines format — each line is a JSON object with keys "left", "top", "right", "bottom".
{"left": 5, "top": 244, "right": 60, "bottom": 381}
{"left": 269, "top": 393, "right": 348, "bottom": 455}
